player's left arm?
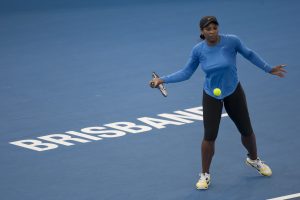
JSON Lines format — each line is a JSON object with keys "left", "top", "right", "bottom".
{"left": 232, "top": 35, "right": 287, "bottom": 77}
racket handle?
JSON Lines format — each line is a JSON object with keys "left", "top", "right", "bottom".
{"left": 151, "top": 72, "right": 168, "bottom": 97}
{"left": 152, "top": 72, "right": 159, "bottom": 78}
{"left": 151, "top": 72, "right": 159, "bottom": 88}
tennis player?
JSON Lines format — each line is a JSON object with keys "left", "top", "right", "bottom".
{"left": 150, "top": 16, "right": 287, "bottom": 190}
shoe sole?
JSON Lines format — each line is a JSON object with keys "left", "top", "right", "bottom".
{"left": 245, "top": 160, "right": 270, "bottom": 176}
{"left": 196, "top": 186, "right": 208, "bottom": 190}
{"left": 196, "top": 180, "right": 210, "bottom": 190}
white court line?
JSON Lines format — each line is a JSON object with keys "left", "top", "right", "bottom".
{"left": 267, "top": 193, "right": 300, "bottom": 200}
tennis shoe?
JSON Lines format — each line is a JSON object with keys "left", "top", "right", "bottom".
{"left": 196, "top": 173, "right": 210, "bottom": 190}
{"left": 246, "top": 157, "right": 272, "bottom": 176}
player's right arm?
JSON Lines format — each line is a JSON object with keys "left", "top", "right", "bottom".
{"left": 159, "top": 46, "right": 200, "bottom": 84}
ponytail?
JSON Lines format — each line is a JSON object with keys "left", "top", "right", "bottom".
{"left": 200, "top": 34, "right": 205, "bottom": 40}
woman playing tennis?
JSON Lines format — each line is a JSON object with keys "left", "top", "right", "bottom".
{"left": 150, "top": 16, "right": 287, "bottom": 190}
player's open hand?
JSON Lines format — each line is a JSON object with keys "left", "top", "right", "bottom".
{"left": 149, "top": 78, "right": 164, "bottom": 88}
{"left": 270, "top": 64, "right": 287, "bottom": 78}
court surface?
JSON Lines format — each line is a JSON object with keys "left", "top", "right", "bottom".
{"left": 0, "top": 0, "right": 299, "bottom": 199}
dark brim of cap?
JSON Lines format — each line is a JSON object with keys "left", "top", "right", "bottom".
{"left": 202, "top": 19, "right": 218, "bottom": 28}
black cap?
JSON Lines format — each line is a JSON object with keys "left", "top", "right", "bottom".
{"left": 199, "top": 16, "right": 219, "bottom": 29}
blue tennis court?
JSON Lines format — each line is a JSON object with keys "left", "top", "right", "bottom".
{"left": 0, "top": 0, "right": 299, "bottom": 199}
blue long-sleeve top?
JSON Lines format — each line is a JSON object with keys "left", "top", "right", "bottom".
{"left": 160, "top": 34, "right": 272, "bottom": 99}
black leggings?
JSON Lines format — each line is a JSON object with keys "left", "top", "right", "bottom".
{"left": 203, "top": 83, "right": 254, "bottom": 141}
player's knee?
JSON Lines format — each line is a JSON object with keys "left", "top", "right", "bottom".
{"left": 203, "top": 132, "right": 218, "bottom": 141}
{"left": 241, "top": 131, "right": 254, "bottom": 137}
{"left": 240, "top": 127, "right": 254, "bottom": 137}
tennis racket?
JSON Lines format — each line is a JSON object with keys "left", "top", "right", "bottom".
{"left": 150, "top": 72, "right": 168, "bottom": 97}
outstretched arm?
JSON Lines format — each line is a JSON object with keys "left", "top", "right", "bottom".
{"left": 150, "top": 48, "right": 200, "bottom": 87}
{"left": 161, "top": 54, "right": 199, "bottom": 83}
{"left": 234, "top": 35, "right": 287, "bottom": 77}
{"left": 235, "top": 36, "right": 272, "bottom": 73}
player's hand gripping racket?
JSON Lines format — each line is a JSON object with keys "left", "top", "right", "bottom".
{"left": 150, "top": 72, "right": 168, "bottom": 97}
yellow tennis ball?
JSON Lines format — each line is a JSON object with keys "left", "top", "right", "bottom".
{"left": 213, "top": 88, "right": 221, "bottom": 96}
